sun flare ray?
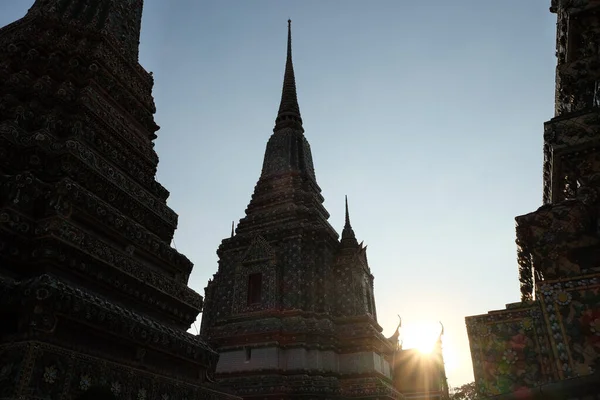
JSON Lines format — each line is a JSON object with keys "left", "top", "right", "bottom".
{"left": 402, "top": 321, "right": 441, "bottom": 354}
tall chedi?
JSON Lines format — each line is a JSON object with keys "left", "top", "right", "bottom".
{"left": 0, "top": 1, "right": 236, "bottom": 399}
{"left": 200, "top": 21, "right": 402, "bottom": 400}
{"left": 466, "top": 0, "right": 600, "bottom": 398}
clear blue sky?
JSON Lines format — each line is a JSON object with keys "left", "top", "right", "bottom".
{"left": 2, "top": 0, "right": 557, "bottom": 388}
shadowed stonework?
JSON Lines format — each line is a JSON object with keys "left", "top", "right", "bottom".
{"left": 0, "top": 2, "right": 450, "bottom": 398}
{"left": 0, "top": 1, "right": 237, "bottom": 399}
{"left": 466, "top": 1, "right": 600, "bottom": 398}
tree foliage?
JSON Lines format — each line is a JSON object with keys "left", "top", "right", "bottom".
{"left": 449, "top": 381, "right": 479, "bottom": 400}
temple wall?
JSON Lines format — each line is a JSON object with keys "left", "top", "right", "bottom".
{"left": 216, "top": 348, "right": 278, "bottom": 372}
{"left": 339, "top": 352, "right": 370, "bottom": 374}
{"left": 466, "top": 273, "right": 600, "bottom": 398}
{"left": 339, "top": 351, "right": 391, "bottom": 377}
{"left": 216, "top": 347, "right": 391, "bottom": 378}
{"left": 374, "top": 352, "right": 393, "bottom": 377}
{"left": 321, "top": 350, "right": 337, "bottom": 371}
{"left": 286, "top": 348, "right": 309, "bottom": 370}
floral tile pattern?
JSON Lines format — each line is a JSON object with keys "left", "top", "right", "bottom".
{"left": 466, "top": 304, "right": 554, "bottom": 397}
{"left": 537, "top": 274, "right": 600, "bottom": 379}
{"left": 30, "top": 348, "right": 69, "bottom": 399}
{"left": 467, "top": 273, "right": 600, "bottom": 398}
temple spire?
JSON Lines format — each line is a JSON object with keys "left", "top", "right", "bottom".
{"left": 274, "top": 19, "right": 303, "bottom": 132}
{"left": 341, "top": 196, "right": 358, "bottom": 245}
{"left": 344, "top": 195, "right": 351, "bottom": 227}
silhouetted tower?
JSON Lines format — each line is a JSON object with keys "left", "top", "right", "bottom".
{"left": 517, "top": 0, "right": 600, "bottom": 300}
{"left": 201, "top": 20, "right": 399, "bottom": 400}
{"left": 0, "top": 1, "right": 234, "bottom": 399}
{"left": 466, "top": 1, "right": 600, "bottom": 398}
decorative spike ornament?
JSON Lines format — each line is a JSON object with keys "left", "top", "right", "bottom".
{"left": 274, "top": 19, "right": 303, "bottom": 132}
{"left": 341, "top": 195, "right": 358, "bottom": 246}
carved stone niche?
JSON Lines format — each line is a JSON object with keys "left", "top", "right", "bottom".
{"left": 231, "top": 236, "right": 278, "bottom": 314}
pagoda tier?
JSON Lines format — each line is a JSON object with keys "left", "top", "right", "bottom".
{"left": 466, "top": 1, "right": 600, "bottom": 398}
{"left": 0, "top": 2, "right": 237, "bottom": 399}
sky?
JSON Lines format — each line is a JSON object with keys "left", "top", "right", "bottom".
{"left": 2, "top": 0, "right": 557, "bottom": 388}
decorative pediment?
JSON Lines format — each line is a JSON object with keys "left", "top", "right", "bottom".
{"left": 241, "top": 235, "right": 275, "bottom": 265}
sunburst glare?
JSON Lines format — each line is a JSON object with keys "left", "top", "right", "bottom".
{"left": 402, "top": 321, "right": 441, "bottom": 354}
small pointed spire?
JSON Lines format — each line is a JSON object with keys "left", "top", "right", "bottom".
{"left": 345, "top": 195, "right": 351, "bottom": 227}
{"left": 231, "top": 221, "right": 235, "bottom": 238}
{"left": 341, "top": 195, "right": 358, "bottom": 245}
{"left": 274, "top": 19, "right": 303, "bottom": 132}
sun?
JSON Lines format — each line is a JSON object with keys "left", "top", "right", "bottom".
{"left": 402, "top": 321, "right": 440, "bottom": 354}
{"left": 416, "top": 340, "right": 436, "bottom": 354}
{"left": 394, "top": 320, "right": 459, "bottom": 373}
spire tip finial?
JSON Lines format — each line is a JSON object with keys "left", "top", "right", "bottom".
{"left": 274, "top": 17, "right": 302, "bottom": 132}
{"left": 341, "top": 195, "right": 357, "bottom": 244}
{"left": 345, "top": 195, "right": 350, "bottom": 226}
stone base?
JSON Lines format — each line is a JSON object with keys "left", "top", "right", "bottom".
{"left": 0, "top": 341, "right": 239, "bottom": 400}
{"left": 216, "top": 373, "right": 403, "bottom": 400}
